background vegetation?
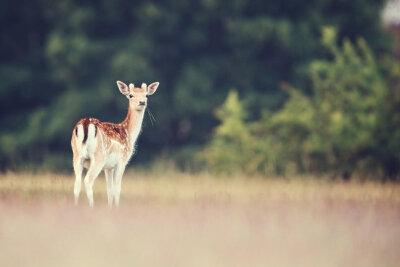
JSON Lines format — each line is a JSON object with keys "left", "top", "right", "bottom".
{"left": 0, "top": 0, "right": 399, "bottom": 179}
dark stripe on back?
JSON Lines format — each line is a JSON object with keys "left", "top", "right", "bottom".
{"left": 82, "top": 119, "right": 90, "bottom": 144}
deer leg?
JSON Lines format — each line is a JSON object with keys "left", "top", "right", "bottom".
{"left": 73, "top": 156, "right": 84, "bottom": 205}
{"left": 84, "top": 159, "right": 104, "bottom": 207}
{"left": 104, "top": 168, "right": 115, "bottom": 207}
{"left": 113, "top": 164, "right": 126, "bottom": 208}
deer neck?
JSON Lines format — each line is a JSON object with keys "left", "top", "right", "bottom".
{"left": 122, "top": 104, "right": 145, "bottom": 149}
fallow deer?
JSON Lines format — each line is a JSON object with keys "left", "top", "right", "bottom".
{"left": 71, "top": 81, "right": 159, "bottom": 207}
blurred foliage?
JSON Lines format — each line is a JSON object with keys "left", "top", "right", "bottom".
{"left": 204, "top": 28, "right": 400, "bottom": 179}
{"left": 201, "top": 91, "right": 254, "bottom": 174}
{"left": 0, "top": 0, "right": 397, "bottom": 179}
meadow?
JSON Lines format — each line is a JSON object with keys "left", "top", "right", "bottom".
{"left": 0, "top": 171, "right": 399, "bottom": 267}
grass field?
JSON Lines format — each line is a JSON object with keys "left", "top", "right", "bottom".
{"left": 1, "top": 171, "right": 399, "bottom": 267}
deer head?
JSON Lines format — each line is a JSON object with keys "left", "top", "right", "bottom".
{"left": 116, "top": 81, "right": 159, "bottom": 111}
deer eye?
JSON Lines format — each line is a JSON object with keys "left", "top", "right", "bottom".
{"left": 129, "top": 94, "right": 134, "bottom": 98}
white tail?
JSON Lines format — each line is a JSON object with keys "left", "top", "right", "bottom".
{"left": 71, "top": 81, "right": 159, "bottom": 207}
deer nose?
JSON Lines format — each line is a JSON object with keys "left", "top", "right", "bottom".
{"left": 139, "top": 101, "right": 146, "bottom": 106}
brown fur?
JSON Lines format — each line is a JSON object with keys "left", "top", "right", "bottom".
{"left": 74, "top": 118, "right": 128, "bottom": 147}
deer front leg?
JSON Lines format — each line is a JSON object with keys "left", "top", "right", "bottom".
{"left": 113, "top": 163, "right": 126, "bottom": 208}
{"left": 104, "top": 168, "right": 115, "bottom": 207}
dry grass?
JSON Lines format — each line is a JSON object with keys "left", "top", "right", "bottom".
{"left": 0, "top": 171, "right": 399, "bottom": 267}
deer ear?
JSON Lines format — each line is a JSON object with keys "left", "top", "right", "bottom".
{"left": 147, "top": 82, "right": 159, "bottom": 96}
{"left": 117, "top": 81, "right": 129, "bottom": 95}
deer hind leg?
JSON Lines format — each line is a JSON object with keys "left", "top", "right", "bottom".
{"left": 113, "top": 164, "right": 126, "bottom": 208}
{"left": 104, "top": 168, "right": 115, "bottom": 207}
{"left": 73, "top": 156, "right": 84, "bottom": 205}
{"left": 84, "top": 158, "right": 104, "bottom": 207}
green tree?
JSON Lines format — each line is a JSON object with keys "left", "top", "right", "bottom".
{"left": 0, "top": 0, "right": 393, "bottom": 171}
{"left": 202, "top": 90, "right": 253, "bottom": 173}
{"left": 204, "top": 27, "right": 400, "bottom": 179}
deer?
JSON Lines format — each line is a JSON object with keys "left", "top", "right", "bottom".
{"left": 71, "top": 81, "right": 159, "bottom": 207}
